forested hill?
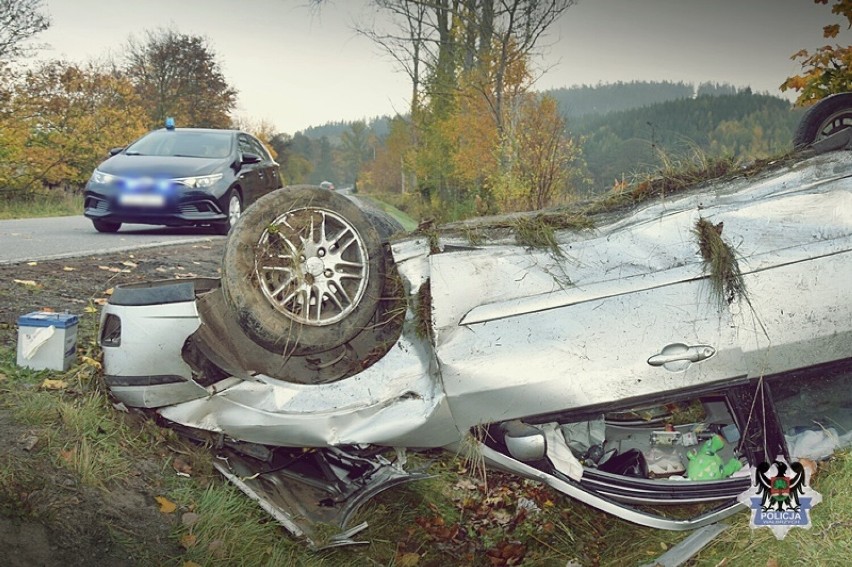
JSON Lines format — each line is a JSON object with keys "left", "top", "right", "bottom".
{"left": 544, "top": 80, "right": 750, "bottom": 118}
{"left": 571, "top": 90, "right": 804, "bottom": 190}
{"left": 289, "top": 83, "right": 804, "bottom": 194}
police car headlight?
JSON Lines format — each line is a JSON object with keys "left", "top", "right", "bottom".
{"left": 91, "top": 170, "right": 118, "bottom": 184}
{"left": 175, "top": 173, "right": 223, "bottom": 188}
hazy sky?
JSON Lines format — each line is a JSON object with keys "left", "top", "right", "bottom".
{"left": 36, "top": 0, "right": 852, "bottom": 134}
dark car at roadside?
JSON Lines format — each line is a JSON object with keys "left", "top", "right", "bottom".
{"left": 83, "top": 126, "right": 281, "bottom": 234}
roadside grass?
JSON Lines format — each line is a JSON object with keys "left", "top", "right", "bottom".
{"left": 0, "top": 189, "right": 83, "bottom": 219}
{"left": 357, "top": 193, "right": 420, "bottom": 233}
{"left": 1, "top": 311, "right": 851, "bottom": 566}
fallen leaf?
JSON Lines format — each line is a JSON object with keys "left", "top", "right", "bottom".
{"left": 13, "top": 279, "right": 41, "bottom": 288}
{"left": 454, "top": 478, "right": 478, "bottom": 491}
{"left": 27, "top": 261, "right": 37, "bottom": 266}
{"left": 492, "top": 509, "right": 512, "bottom": 525}
{"left": 172, "top": 456, "right": 193, "bottom": 476}
{"left": 798, "top": 458, "right": 818, "bottom": 479}
{"left": 40, "top": 379, "right": 68, "bottom": 390}
{"left": 40, "top": 307, "right": 55, "bottom": 313}
{"left": 60, "top": 447, "right": 77, "bottom": 463}
{"left": 121, "top": 261, "right": 138, "bottom": 268}
{"left": 398, "top": 552, "right": 420, "bottom": 566}
{"left": 18, "top": 434, "right": 39, "bottom": 451}
{"left": 766, "top": 559, "right": 779, "bottom": 567}
{"left": 63, "top": 266, "right": 76, "bottom": 272}
{"left": 155, "top": 495, "right": 177, "bottom": 514}
{"left": 104, "top": 288, "right": 114, "bottom": 295}
{"left": 181, "top": 512, "right": 200, "bottom": 527}
{"left": 84, "top": 304, "right": 99, "bottom": 313}
{"left": 81, "top": 356, "right": 102, "bottom": 370}
{"left": 180, "top": 533, "right": 197, "bottom": 549}
{"left": 93, "top": 298, "right": 108, "bottom": 306}
{"left": 207, "top": 539, "right": 225, "bottom": 559}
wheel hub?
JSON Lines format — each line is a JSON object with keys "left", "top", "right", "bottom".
{"left": 254, "top": 207, "right": 370, "bottom": 326}
{"left": 305, "top": 257, "right": 325, "bottom": 277}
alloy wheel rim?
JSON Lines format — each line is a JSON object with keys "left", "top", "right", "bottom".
{"left": 228, "top": 195, "right": 242, "bottom": 226}
{"left": 254, "top": 206, "right": 369, "bottom": 326}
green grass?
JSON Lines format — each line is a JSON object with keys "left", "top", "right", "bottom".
{"left": 0, "top": 189, "right": 83, "bottom": 219}
{"left": 357, "top": 194, "right": 420, "bottom": 232}
{"left": 1, "top": 215, "right": 850, "bottom": 565}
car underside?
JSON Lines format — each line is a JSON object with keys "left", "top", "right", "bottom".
{"left": 97, "top": 98, "right": 852, "bottom": 547}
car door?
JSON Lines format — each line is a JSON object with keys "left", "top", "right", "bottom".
{"left": 247, "top": 135, "right": 281, "bottom": 193}
{"left": 430, "top": 232, "right": 749, "bottom": 435}
{"left": 237, "top": 133, "right": 265, "bottom": 206}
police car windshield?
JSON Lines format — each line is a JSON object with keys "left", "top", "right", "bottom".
{"left": 125, "top": 130, "right": 233, "bottom": 159}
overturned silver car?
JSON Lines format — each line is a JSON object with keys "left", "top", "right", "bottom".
{"left": 99, "top": 97, "right": 852, "bottom": 546}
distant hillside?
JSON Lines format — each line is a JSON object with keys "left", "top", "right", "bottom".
{"left": 545, "top": 81, "right": 694, "bottom": 118}
{"left": 299, "top": 116, "right": 391, "bottom": 143}
{"left": 281, "top": 83, "right": 805, "bottom": 196}
{"left": 571, "top": 90, "right": 804, "bottom": 191}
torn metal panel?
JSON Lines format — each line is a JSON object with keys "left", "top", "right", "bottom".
{"left": 212, "top": 446, "right": 428, "bottom": 549}
{"left": 159, "top": 322, "right": 461, "bottom": 448}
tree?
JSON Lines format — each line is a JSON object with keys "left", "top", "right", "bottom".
{"left": 339, "top": 121, "right": 373, "bottom": 186}
{"left": 513, "top": 94, "right": 581, "bottom": 210}
{"left": 231, "top": 116, "right": 279, "bottom": 159}
{"left": 0, "top": 0, "right": 49, "bottom": 61}
{"left": 781, "top": 0, "right": 852, "bottom": 105}
{"left": 0, "top": 60, "right": 147, "bottom": 191}
{"left": 354, "top": 0, "right": 576, "bottom": 218}
{"left": 269, "top": 132, "right": 313, "bottom": 185}
{"left": 361, "top": 116, "right": 413, "bottom": 193}
{"left": 361, "top": 1, "right": 575, "bottom": 130}
{"left": 123, "top": 28, "right": 237, "bottom": 128}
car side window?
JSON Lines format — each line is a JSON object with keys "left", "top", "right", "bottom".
{"left": 248, "top": 135, "right": 272, "bottom": 162}
{"left": 238, "top": 134, "right": 254, "bottom": 157}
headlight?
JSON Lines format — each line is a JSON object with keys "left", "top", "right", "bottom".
{"left": 90, "top": 170, "right": 118, "bottom": 184}
{"left": 174, "top": 173, "right": 224, "bottom": 188}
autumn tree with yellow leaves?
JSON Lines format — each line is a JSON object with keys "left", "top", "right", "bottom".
{"left": 358, "top": 0, "right": 583, "bottom": 220}
{"left": 0, "top": 61, "right": 147, "bottom": 191}
{"left": 781, "top": 0, "right": 852, "bottom": 104}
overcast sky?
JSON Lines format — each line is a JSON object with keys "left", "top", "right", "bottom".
{"left": 36, "top": 0, "right": 851, "bottom": 134}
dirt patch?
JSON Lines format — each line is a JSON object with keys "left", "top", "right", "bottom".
{"left": 0, "top": 240, "right": 225, "bottom": 335}
{"left": 0, "top": 241, "right": 225, "bottom": 565}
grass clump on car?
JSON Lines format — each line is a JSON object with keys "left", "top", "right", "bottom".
{"left": 693, "top": 217, "right": 746, "bottom": 307}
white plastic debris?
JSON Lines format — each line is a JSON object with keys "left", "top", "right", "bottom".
{"left": 786, "top": 427, "right": 852, "bottom": 461}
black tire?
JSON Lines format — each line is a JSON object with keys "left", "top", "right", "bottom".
{"left": 793, "top": 92, "right": 852, "bottom": 148}
{"left": 221, "top": 186, "right": 388, "bottom": 355}
{"left": 93, "top": 219, "right": 121, "bottom": 233}
{"left": 213, "top": 188, "right": 242, "bottom": 235}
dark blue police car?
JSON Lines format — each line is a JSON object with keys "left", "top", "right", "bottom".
{"left": 84, "top": 122, "right": 281, "bottom": 234}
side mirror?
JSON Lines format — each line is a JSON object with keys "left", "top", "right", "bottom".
{"left": 241, "top": 152, "right": 261, "bottom": 165}
{"left": 108, "top": 147, "right": 124, "bottom": 156}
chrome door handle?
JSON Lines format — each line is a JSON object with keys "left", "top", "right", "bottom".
{"left": 648, "top": 344, "right": 716, "bottom": 367}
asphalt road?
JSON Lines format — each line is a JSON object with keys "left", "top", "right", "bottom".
{"left": 0, "top": 216, "right": 222, "bottom": 265}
